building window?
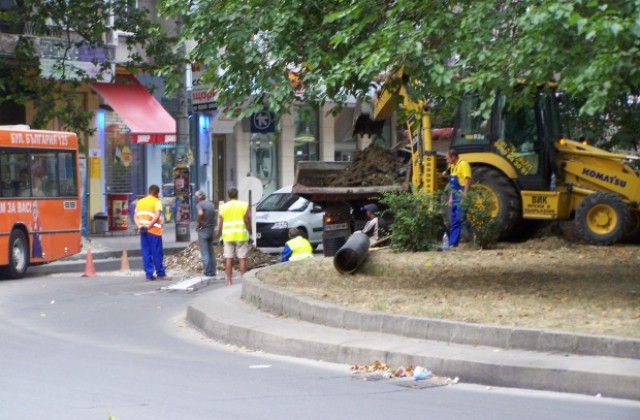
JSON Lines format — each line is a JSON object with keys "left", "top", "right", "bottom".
{"left": 107, "top": 0, "right": 139, "bottom": 29}
{"left": 334, "top": 106, "right": 356, "bottom": 161}
{"left": 250, "top": 133, "right": 278, "bottom": 195}
{"left": 293, "top": 105, "right": 319, "bottom": 164}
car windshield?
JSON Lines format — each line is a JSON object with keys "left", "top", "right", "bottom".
{"left": 257, "top": 193, "right": 308, "bottom": 212}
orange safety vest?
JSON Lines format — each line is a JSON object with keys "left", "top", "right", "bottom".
{"left": 135, "top": 195, "right": 163, "bottom": 236}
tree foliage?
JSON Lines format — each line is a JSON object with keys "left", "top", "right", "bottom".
{"left": 0, "top": 0, "right": 180, "bottom": 139}
{"left": 160, "top": 0, "right": 640, "bottom": 141}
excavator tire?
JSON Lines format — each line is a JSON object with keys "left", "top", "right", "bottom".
{"left": 471, "top": 166, "right": 522, "bottom": 240}
{"left": 575, "top": 192, "right": 630, "bottom": 245}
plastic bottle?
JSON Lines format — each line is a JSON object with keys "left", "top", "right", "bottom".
{"left": 442, "top": 232, "right": 449, "bottom": 251}
{"left": 550, "top": 173, "right": 557, "bottom": 191}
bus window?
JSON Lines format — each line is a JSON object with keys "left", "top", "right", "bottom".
{"left": 31, "top": 153, "right": 57, "bottom": 197}
{"left": 58, "top": 151, "right": 77, "bottom": 197}
{"left": 0, "top": 151, "right": 29, "bottom": 197}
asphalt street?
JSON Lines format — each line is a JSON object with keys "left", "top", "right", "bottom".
{"left": 1, "top": 272, "right": 639, "bottom": 420}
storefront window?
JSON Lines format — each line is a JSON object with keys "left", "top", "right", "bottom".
{"left": 250, "top": 132, "right": 278, "bottom": 195}
{"left": 104, "top": 117, "right": 144, "bottom": 196}
{"left": 293, "top": 105, "right": 319, "bottom": 164}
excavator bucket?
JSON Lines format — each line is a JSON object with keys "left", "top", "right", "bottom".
{"left": 352, "top": 113, "right": 386, "bottom": 137}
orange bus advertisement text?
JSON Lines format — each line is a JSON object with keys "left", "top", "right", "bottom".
{"left": 0, "top": 127, "right": 82, "bottom": 278}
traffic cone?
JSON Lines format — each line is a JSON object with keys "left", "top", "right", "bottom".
{"left": 81, "top": 249, "right": 97, "bottom": 277}
{"left": 120, "top": 249, "right": 130, "bottom": 272}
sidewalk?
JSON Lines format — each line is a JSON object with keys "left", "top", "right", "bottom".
{"left": 186, "top": 273, "right": 640, "bottom": 401}
{"left": 70, "top": 223, "right": 196, "bottom": 261}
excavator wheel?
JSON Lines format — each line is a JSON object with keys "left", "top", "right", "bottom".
{"left": 471, "top": 166, "right": 522, "bottom": 240}
{"left": 575, "top": 192, "right": 630, "bottom": 245}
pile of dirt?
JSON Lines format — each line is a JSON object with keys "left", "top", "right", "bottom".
{"left": 165, "top": 241, "right": 277, "bottom": 274}
{"left": 326, "top": 144, "right": 408, "bottom": 187}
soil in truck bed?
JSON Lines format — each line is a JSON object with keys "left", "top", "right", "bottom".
{"left": 324, "top": 144, "right": 408, "bottom": 187}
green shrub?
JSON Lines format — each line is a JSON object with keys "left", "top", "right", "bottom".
{"left": 463, "top": 189, "right": 499, "bottom": 249}
{"left": 380, "top": 189, "right": 446, "bottom": 252}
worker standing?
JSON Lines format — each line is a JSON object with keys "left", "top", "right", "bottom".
{"left": 195, "top": 190, "right": 218, "bottom": 278}
{"left": 134, "top": 184, "right": 167, "bottom": 280}
{"left": 280, "top": 228, "right": 313, "bottom": 262}
{"left": 218, "top": 187, "right": 251, "bottom": 286}
{"left": 446, "top": 149, "right": 472, "bottom": 248}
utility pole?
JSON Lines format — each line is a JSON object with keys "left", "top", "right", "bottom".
{"left": 174, "top": 22, "right": 191, "bottom": 242}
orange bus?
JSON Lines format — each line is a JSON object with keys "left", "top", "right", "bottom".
{"left": 0, "top": 126, "right": 82, "bottom": 278}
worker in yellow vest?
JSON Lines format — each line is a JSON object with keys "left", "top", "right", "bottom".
{"left": 280, "top": 228, "right": 313, "bottom": 262}
{"left": 134, "top": 184, "right": 167, "bottom": 280}
{"left": 218, "top": 187, "right": 251, "bottom": 286}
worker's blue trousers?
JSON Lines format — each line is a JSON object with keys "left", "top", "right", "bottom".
{"left": 449, "top": 177, "right": 465, "bottom": 247}
{"left": 140, "top": 232, "right": 166, "bottom": 279}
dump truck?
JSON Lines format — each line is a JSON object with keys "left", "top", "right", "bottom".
{"left": 294, "top": 68, "right": 640, "bottom": 254}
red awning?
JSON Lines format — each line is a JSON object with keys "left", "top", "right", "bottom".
{"left": 91, "top": 75, "right": 176, "bottom": 144}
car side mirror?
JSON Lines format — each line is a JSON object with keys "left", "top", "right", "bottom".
{"left": 311, "top": 204, "right": 323, "bottom": 214}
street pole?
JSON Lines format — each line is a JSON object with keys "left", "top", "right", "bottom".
{"left": 174, "top": 26, "right": 191, "bottom": 242}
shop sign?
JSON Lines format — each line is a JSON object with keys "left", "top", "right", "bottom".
{"left": 191, "top": 65, "right": 218, "bottom": 112}
{"left": 39, "top": 40, "right": 115, "bottom": 82}
{"left": 250, "top": 110, "right": 276, "bottom": 133}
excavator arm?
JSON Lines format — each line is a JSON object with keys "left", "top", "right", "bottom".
{"left": 367, "top": 67, "right": 437, "bottom": 193}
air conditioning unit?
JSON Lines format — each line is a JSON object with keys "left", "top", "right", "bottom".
{"left": 0, "top": 33, "right": 19, "bottom": 55}
{"left": 104, "top": 30, "right": 118, "bottom": 46}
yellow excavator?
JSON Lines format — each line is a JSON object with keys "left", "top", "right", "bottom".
{"left": 371, "top": 68, "right": 640, "bottom": 245}
{"left": 294, "top": 68, "right": 640, "bottom": 254}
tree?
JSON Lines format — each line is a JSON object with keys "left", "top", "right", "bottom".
{"left": 0, "top": 0, "right": 181, "bottom": 143}
{"left": 159, "top": 0, "right": 639, "bottom": 145}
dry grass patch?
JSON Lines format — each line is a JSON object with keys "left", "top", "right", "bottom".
{"left": 257, "top": 243, "right": 640, "bottom": 338}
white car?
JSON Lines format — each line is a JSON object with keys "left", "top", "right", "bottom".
{"left": 255, "top": 186, "right": 324, "bottom": 248}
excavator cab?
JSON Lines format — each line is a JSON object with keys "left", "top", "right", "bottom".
{"left": 451, "top": 92, "right": 562, "bottom": 193}
{"left": 451, "top": 91, "right": 640, "bottom": 244}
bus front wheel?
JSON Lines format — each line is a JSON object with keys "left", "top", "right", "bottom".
{"left": 4, "top": 229, "right": 29, "bottom": 279}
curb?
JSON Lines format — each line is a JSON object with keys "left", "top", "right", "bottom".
{"left": 63, "top": 246, "right": 185, "bottom": 262}
{"left": 242, "top": 273, "right": 640, "bottom": 360}
{"left": 187, "top": 282, "right": 640, "bottom": 400}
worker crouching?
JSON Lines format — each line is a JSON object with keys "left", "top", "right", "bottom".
{"left": 280, "top": 228, "right": 313, "bottom": 262}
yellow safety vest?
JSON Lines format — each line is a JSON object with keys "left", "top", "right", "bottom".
{"left": 287, "top": 236, "right": 313, "bottom": 261}
{"left": 220, "top": 199, "right": 249, "bottom": 242}
{"left": 135, "top": 195, "right": 163, "bottom": 236}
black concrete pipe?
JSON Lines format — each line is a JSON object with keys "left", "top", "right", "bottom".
{"left": 333, "top": 231, "right": 370, "bottom": 274}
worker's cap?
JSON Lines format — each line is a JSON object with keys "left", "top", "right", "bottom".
{"left": 364, "top": 204, "right": 378, "bottom": 214}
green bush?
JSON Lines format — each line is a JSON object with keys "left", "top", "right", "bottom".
{"left": 380, "top": 189, "right": 446, "bottom": 252}
{"left": 463, "top": 189, "right": 499, "bottom": 249}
